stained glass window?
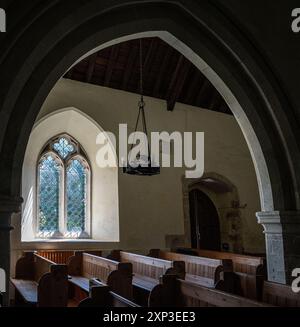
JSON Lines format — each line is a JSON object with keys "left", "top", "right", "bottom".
{"left": 38, "top": 155, "right": 61, "bottom": 232}
{"left": 66, "top": 159, "right": 87, "bottom": 233}
{"left": 37, "top": 135, "right": 90, "bottom": 238}
{"left": 53, "top": 137, "right": 75, "bottom": 159}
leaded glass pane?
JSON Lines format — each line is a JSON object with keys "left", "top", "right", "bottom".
{"left": 38, "top": 155, "right": 60, "bottom": 232}
{"left": 66, "top": 159, "right": 87, "bottom": 233}
{"left": 53, "top": 137, "right": 75, "bottom": 159}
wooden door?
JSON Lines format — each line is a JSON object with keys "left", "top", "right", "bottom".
{"left": 189, "top": 189, "right": 221, "bottom": 251}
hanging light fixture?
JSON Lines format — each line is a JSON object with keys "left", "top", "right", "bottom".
{"left": 123, "top": 39, "right": 160, "bottom": 176}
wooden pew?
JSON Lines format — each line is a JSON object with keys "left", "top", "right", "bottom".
{"left": 10, "top": 252, "right": 68, "bottom": 307}
{"left": 78, "top": 279, "right": 140, "bottom": 307}
{"left": 37, "top": 250, "right": 102, "bottom": 264}
{"left": 149, "top": 249, "right": 233, "bottom": 292}
{"left": 67, "top": 251, "right": 133, "bottom": 300}
{"left": 177, "top": 248, "right": 266, "bottom": 300}
{"left": 108, "top": 250, "right": 185, "bottom": 306}
{"left": 176, "top": 278, "right": 272, "bottom": 307}
{"left": 78, "top": 276, "right": 176, "bottom": 307}
{"left": 263, "top": 281, "right": 300, "bottom": 307}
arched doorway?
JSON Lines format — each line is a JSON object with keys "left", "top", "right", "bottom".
{"left": 189, "top": 189, "right": 221, "bottom": 251}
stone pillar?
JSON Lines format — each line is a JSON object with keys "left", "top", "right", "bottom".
{"left": 257, "top": 211, "right": 300, "bottom": 284}
{"left": 0, "top": 196, "right": 22, "bottom": 306}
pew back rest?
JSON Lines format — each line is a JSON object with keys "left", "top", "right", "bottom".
{"left": 82, "top": 253, "right": 132, "bottom": 283}
{"left": 194, "top": 249, "right": 265, "bottom": 275}
{"left": 37, "top": 250, "right": 102, "bottom": 264}
{"left": 37, "top": 250, "right": 75, "bottom": 264}
{"left": 120, "top": 251, "right": 180, "bottom": 280}
{"left": 68, "top": 252, "right": 133, "bottom": 299}
{"left": 183, "top": 248, "right": 266, "bottom": 299}
{"left": 263, "top": 281, "right": 300, "bottom": 307}
{"left": 150, "top": 250, "right": 228, "bottom": 282}
{"left": 177, "top": 279, "right": 271, "bottom": 307}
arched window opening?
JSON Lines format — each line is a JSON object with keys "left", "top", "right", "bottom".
{"left": 66, "top": 158, "right": 90, "bottom": 237}
{"left": 37, "top": 134, "right": 91, "bottom": 239}
{"left": 37, "top": 154, "right": 62, "bottom": 235}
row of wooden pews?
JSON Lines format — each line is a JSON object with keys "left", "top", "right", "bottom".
{"left": 174, "top": 247, "right": 300, "bottom": 306}
{"left": 176, "top": 247, "right": 266, "bottom": 300}
{"left": 177, "top": 279, "right": 270, "bottom": 307}
{"left": 67, "top": 251, "right": 133, "bottom": 300}
{"left": 10, "top": 249, "right": 300, "bottom": 307}
{"left": 108, "top": 250, "right": 185, "bottom": 306}
{"left": 149, "top": 249, "right": 234, "bottom": 292}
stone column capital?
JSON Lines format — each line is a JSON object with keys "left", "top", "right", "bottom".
{"left": 256, "top": 210, "right": 300, "bottom": 234}
{"left": 257, "top": 210, "right": 300, "bottom": 284}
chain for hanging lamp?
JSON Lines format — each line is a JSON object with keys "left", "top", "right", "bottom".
{"left": 123, "top": 39, "right": 160, "bottom": 176}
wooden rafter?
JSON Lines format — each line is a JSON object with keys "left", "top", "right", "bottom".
{"left": 64, "top": 37, "right": 232, "bottom": 115}
{"left": 85, "top": 53, "right": 98, "bottom": 83}
{"left": 166, "top": 56, "right": 191, "bottom": 111}
{"left": 122, "top": 44, "right": 139, "bottom": 89}
{"left": 104, "top": 45, "right": 119, "bottom": 86}
{"left": 143, "top": 39, "right": 159, "bottom": 75}
{"left": 153, "top": 46, "right": 173, "bottom": 98}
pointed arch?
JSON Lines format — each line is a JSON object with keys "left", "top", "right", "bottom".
{"left": 36, "top": 134, "right": 91, "bottom": 238}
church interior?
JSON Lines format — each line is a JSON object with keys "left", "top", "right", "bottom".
{"left": 0, "top": 0, "right": 300, "bottom": 310}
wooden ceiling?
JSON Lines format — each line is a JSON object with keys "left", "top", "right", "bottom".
{"left": 64, "top": 37, "right": 231, "bottom": 114}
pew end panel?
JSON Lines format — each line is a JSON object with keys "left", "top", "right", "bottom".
{"left": 107, "top": 262, "right": 133, "bottom": 300}
{"left": 78, "top": 279, "right": 140, "bottom": 307}
{"left": 168, "top": 261, "right": 186, "bottom": 279}
{"left": 15, "top": 252, "right": 35, "bottom": 280}
{"left": 12, "top": 253, "right": 68, "bottom": 307}
{"left": 148, "top": 249, "right": 160, "bottom": 258}
{"left": 148, "top": 274, "right": 178, "bottom": 307}
{"left": 79, "top": 283, "right": 109, "bottom": 307}
{"left": 37, "top": 264, "right": 68, "bottom": 307}
{"left": 107, "top": 249, "right": 121, "bottom": 261}
{"left": 67, "top": 251, "right": 83, "bottom": 275}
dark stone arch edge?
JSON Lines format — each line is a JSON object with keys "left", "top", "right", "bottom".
{"left": 0, "top": 0, "right": 298, "bottom": 210}
{"left": 0, "top": 0, "right": 299, "bottom": 289}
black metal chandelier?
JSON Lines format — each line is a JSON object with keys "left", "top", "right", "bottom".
{"left": 123, "top": 39, "right": 160, "bottom": 176}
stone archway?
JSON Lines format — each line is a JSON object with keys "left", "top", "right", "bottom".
{"left": 182, "top": 173, "right": 244, "bottom": 254}
{"left": 0, "top": 2, "right": 300, "bottom": 303}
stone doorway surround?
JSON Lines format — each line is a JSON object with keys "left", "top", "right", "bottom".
{"left": 182, "top": 173, "right": 243, "bottom": 254}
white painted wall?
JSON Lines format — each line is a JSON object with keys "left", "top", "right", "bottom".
{"left": 11, "top": 78, "right": 265, "bottom": 261}
{"left": 21, "top": 109, "right": 119, "bottom": 242}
